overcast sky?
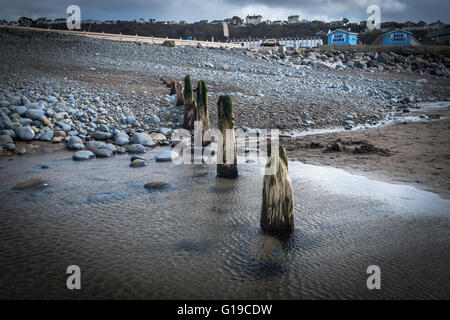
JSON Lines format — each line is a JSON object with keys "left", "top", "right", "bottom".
{"left": 1, "top": 0, "right": 449, "bottom": 23}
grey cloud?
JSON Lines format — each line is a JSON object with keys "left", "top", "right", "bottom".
{"left": 0, "top": 0, "right": 448, "bottom": 23}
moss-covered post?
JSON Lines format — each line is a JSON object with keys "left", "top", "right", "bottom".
{"left": 183, "top": 75, "right": 196, "bottom": 130}
{"left": 176, "top": 80, "right": 184, "bottom": 106}
{"left": 260, "top": 144, "right": 294, "bottom": 232}
{"left": 196, "top": 80, "right": 210, "bottom": 145}
{"left": 217, "top": 95, "right": 238, "bottom": 178}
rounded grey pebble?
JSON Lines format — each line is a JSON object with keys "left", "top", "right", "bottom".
{"left": 73, "top": 150, "right": 95, "bottom": 161}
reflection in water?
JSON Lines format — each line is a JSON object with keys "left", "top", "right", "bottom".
{"left": 0, "top": 149, "right": 449, "bottom": 299}
{"left": 252, "top": 234, "right": 285, "bottom": 262}
{"left": 289, "top": 162, "right": 450, "bottom": 217}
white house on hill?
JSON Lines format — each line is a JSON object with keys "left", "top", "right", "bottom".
{"left": 288, "top": 15, "right": 300, "bottom": 24}
{"left": 246, "top": 15, "right": 263, "bottom": 25}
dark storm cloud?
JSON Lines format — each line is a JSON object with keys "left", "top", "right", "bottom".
{"left": 228, "top": 0, "right": 450, "bottom": 22}
{"left": 0, "top": 0, "right": 448, "bottom": 23}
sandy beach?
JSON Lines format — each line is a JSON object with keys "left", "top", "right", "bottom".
{"left": 0, "top": 26, "right": 449, "bottom": 300}
{"left": 283, "top": 103, "right": 450, "bottom": 198}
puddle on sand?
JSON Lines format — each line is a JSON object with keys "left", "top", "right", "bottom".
{"left": 289, "top": 162, "right": 450, "bottom": 218}
{"left": 0, "top": 150, "right": 449, "bottom": 299}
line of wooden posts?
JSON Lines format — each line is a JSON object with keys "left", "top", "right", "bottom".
{"left": 163, "top": 75, "right": 294, "bottom": 233}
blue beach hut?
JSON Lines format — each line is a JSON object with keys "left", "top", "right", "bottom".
{"left": 327, "top": 29, "right": 358, "bottom": 45}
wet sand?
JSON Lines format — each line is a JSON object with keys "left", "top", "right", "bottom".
{"left": 283, "top": 103, "right": 450, "bottom": 199}
{"left": 0, "top": 149, "right": 449, "bottom": 299}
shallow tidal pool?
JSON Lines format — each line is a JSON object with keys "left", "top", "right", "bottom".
{"left": 0, "top": 148, "right": 449, "bottom": 299}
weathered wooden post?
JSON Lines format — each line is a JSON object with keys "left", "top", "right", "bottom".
{"left": 161, "top": 77, "right": 171, "bottom": 87}
{"left": 196, "top": 80, "right": 210, "bottom": 144}
{"left": 261, "top": 144, "right": 294, "bottom": 232}
{"left": 176, "top": 80, "right": 184, "bottom": 106}
{"left": 183, "top": 75, "right": 196, "bottom": 130}
{"left": 170, "top": 80, "right": 176, "bottom": 95}
{"left": 217, "top": 95, "right": 238, "bottom": 178}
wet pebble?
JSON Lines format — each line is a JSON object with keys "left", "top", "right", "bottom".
{"left": 144, "top": 181, "right": 170, "bottom": 190}
{"left": 155, "top": 150, "right": 179, "bottom": 162}
{"left": 15, "top": 126, "right": 35, "bottom": 140}
{"left": 127, "top": 144, "right": 147, "bottom": 153}
{"left": 73, "top": 150, "right": 95, "bottom": 161}
{"left": 94, "top": 148, "right": 113, "bottom": 158}
{"left": 130, "top": 159, "right": 147, "bottom": 168}
{"left": 12, "top": 178, "right": 45, "bottom": 190}
{"left": 130, "top": 155, "right": 146, "bottom": 161}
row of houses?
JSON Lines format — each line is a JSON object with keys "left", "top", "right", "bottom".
{"left": 245, "top": 15, "right": 311, "bottom": 25}
{"left": 5, "top": 17, "right": 93, "bottom": 26}
{"left": 378, "top": 20, "right": 445, "bottom": 32}
{"left": 6, "top": 16, "right": 305, "bottom": 27}
{"left": 26, "top": 16, "right": 303, "bottom": 26}
{"left": 29, "top": 15, "right": 306, "bottom": 26}
{"left": 243, "top": 17, "right": 446, "bottom": 30}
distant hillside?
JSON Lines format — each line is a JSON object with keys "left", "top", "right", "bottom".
{"left": 36, "top": 21, "right": 357, "bottom": 42}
